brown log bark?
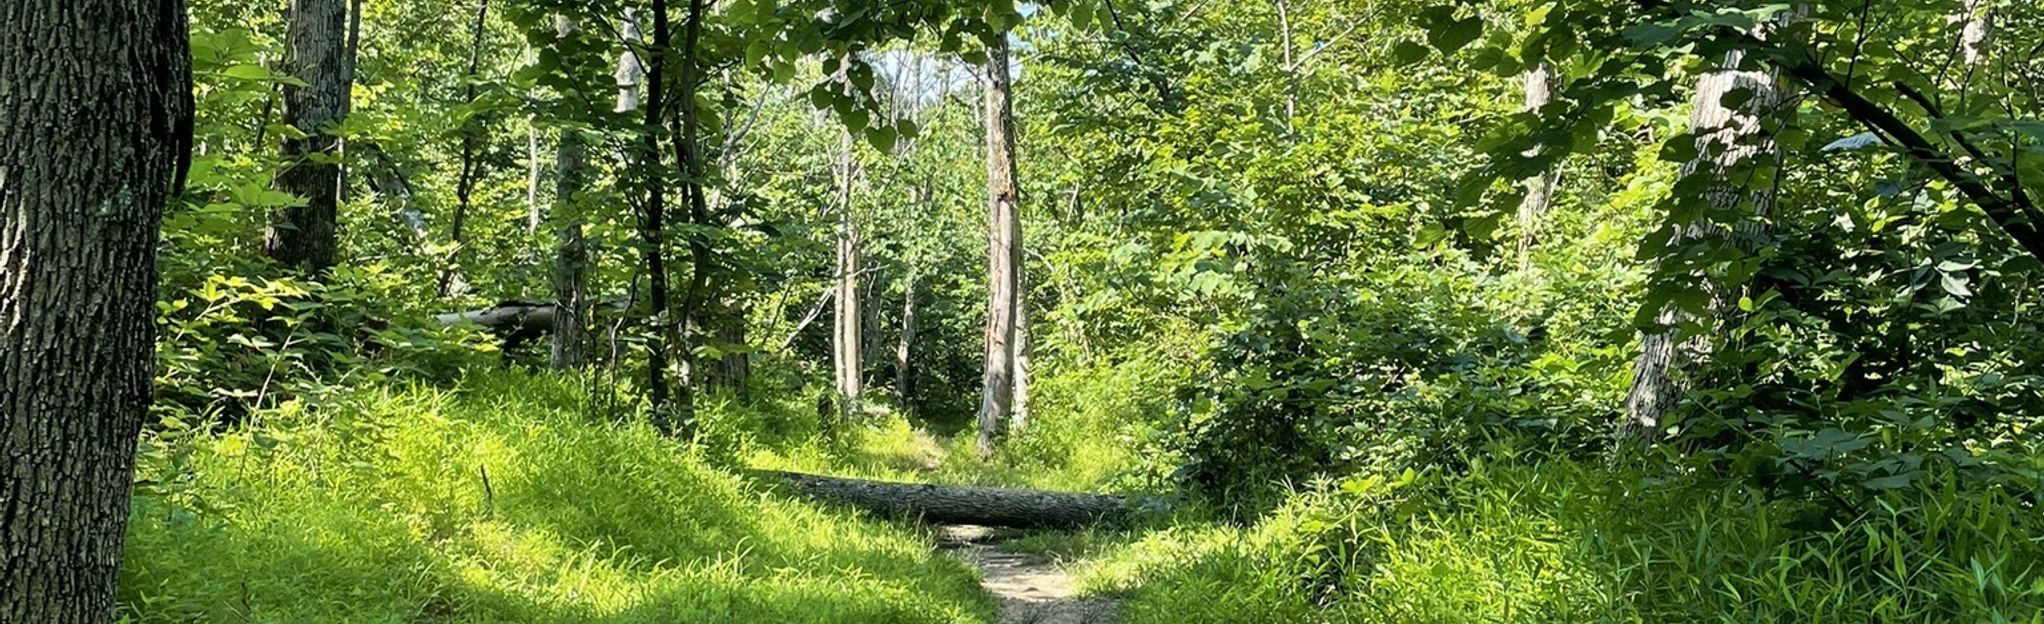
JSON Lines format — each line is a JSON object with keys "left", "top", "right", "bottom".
{"left": 766, "top": 472, "right": 1127, "bottom": 529}
{"left": 549, "top": 25, "right": 590, "bottom": 369}
{"left": 437, "top": 300, "right": 557, "bottom": 348}
{"left": 833, "top": 129, "right": 863, "bottom": 420}
{"left": 1515, "top": 61, "right": 1558, "bottom": 271}
{"left": 978, "top": 36, "right": 1023, "bottom": 459}
{"left": 1, "top": 0, "right": 192, "bottom": 619}
{"left": 1624, "top": 12, "right": 1800, "bottom": 441}
{"left": 267, "top": 0, "right": 353, "bottom": 274}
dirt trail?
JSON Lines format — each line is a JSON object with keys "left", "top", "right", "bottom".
{"left": 937, "top": 525, "right": 1119, "bottom": 624}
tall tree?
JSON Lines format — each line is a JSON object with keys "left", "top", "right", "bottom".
{"left": 1, "top": 0, "right": 192, "bottom": 620}
{"left": 436, "top": 0, "right": 492, "bottom": 296}
{"left": 1622, "top": 19, "right": 1796, "bottom": 440}
{"left": 1514, "top": 61, "right": 1558, "bottom": 270}
{"left": 266, "top": 0, "right": 354, "bottom": 274}
{"left": 977, "top": 35, "right": 1024, "bottom": 458}
{"left": 673, "top": 0, "right": 712, "bottom": 424}
{"left": 632, "top": 1, "right": 679, "bottom": 427}
{"left": 549, "top": 16, "right": 590, "bottom": 370}
{"left": 833, "top": 129, "right": 864, "bottom": 420}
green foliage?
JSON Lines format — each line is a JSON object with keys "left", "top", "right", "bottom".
{"left": 1081, "top": 450, "right": 2044, "bottom": 623}
{"left": 122, "top": 370, "right": 994, "bottom": 623}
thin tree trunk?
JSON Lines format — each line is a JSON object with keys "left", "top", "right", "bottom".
{"left": 1515, "top": 61, "right": 1559, "bottom": 271}
{"left": 708, "top": 296, "right": 750, "bottom": 392}
{"left": 624, "top": 5, "right": 675, "bottom": 421}
{"left": 1011, "top": 277, "right": 1032, "bottom": 434}
{"left": 896, "top": 270, "right": 919, "bottom": 418}
{"left": 672, "top": 0, "right": 711, "bottom": 427}
{"left": 548, "top": 17, "right": 589, "bottom": 370}
{"left": 0, "top": 0, "right": 192, "bottom": 619}
{"left": 437, "top": 0, "right": 490, "bottom": 297}
{"left": 267, "top": 0, "right": 353, "bottom": 274}
{"left": 833, "top": 130, "right": 863, "bottom": 420}
{"left": 1274, "top": 0, "right": 1297, "bottom": 132}
{"left": 1622, "top": 15, "right": 1799, "bottom": 441}
{"left": 1958, "top": 0, "right": 1989, "bottom": 68}
{"left": 978, "top": 36, "right": 1023, "bottom": 459}
{"left": 614, "top": 9, "right": 642, "bottom": 113}
{"left": 526, "top": 119, "right": 541, "bottom": 235}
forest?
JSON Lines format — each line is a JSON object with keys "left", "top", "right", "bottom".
{"left": 4, "top": 0, "right": 2044, "bottom": 622}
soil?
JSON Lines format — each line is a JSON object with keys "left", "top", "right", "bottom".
{"left": 937, "top": 525, "right": 1120, "bottom": 624}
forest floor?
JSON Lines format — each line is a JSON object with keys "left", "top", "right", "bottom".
{"left": 937, "top": 524, "right": 1119, "bottom": 624}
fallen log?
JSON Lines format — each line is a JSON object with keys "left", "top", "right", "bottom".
{"left": 435, "top": 299, "right": 557, "bottom": 348}
{"left": 764, "top": 470, "right": 1128, "bottom": 529}
{"left": 434, "top": 297, "right": 633, "bottom": 349}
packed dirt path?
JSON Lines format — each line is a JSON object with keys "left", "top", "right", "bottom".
{"left": 937, "top": 525, "right": 1119, "bottom": 624}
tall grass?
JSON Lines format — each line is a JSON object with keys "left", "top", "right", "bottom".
{"left": 1077, "top": 449, "right": 2044, "bottom": 623}
{"left": 120, "top": 370, "right": 993, "bottom": 623}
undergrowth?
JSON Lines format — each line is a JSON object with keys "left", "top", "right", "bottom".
{"left": 119, "top": 370, "right": 993, "bottom": 623}
{"left": 1075, "top": 447, "right": 2044, "bottom": 623}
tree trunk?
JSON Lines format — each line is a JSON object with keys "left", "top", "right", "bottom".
{"left": 833, "top": 130, "right": 863, "bottom": 420}
{"left": 614, "top": 9, "right": 642, "bottom": 113}
{"left": 1011, "top": 273, "right": 1032, "bottom": 434}
{"left": 977, "top": 36, "right": 1023, "bottom": 459}
{"left": 1958, "top": 0, "right": 1989, "bottom": 68}
{"left": 1622, "top": 17, "right": 1797, "bottom": 441}
{"left": 549, "top": 17, "right": 589, "bottom": 370}
{"left": 436, "top": 0, "right": 491, "bottom": 297}
{"left": 896, "top": 271, "right": 918, "bottom": 418}
{"left": 707, "top": 296, "right": 750, "bottom": 392}
{"left": 1515, "top": 61, "right": 1558, "bottom": 271}
{"left": 623, "top": 5, "right": 675, "bottom": 422}
{"left": 437, "top": 300, "right": 557, "bottom": 348}
{"left": 672, "top": 0, "right": 711, "bottom": 427}
{"left": 766, "top": 472, "right": 1127, "bottom": 529}
{"left": 526, "top": 120, "right": 541, "bottom": 235}
{"left": 0, "top": 0, "right": 192, "bottom": 619}
{"left": 267, "top": 0, "right": 353, "bottom": 274}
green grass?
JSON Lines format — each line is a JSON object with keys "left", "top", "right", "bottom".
{"left": 119, "top": 370, "right": 995, "bottom": 623}
{"left": 745, "top": 353, "right": 1178, "bottom": 494}
{"left": 1074, "top": 450, "right": 2044, "bottom": 623}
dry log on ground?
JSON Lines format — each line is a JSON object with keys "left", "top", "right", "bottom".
{"left": 435, "top": 297, "right": 632, "bottom": 349}
{"left": 435, "top": 299, "right": 558, "bottom": 348}
{"left": 764, "top": 470, "right": 1128, "bottom": 529}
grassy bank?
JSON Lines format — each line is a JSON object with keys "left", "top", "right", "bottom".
{"left": 1075, "top": 451, "right": 2044, "bottom": 623}
{"left": 119, "top": 370, "right": 993, "bottom": 623}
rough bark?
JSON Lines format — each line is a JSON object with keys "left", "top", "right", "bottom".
{"left": 437, "top": 300, "right": 558, "bottom": 349}
{"left": 1011, "top": 273, "right": 1032, "bottom": 434}
{"left": 549, "top": 16, "right": 589, "bottom": 370}
{"left": 706, "top": 296, "right": 750, "bottom": 392}
{"left": 672, "top": 0, "right": 711, "bottom": 425}
{"left": 1, "top": 0, "right": 192, "bottom": 619}
{"left": 1622, "top": 26, "right": 1795, "bottom": 440}
{"left": 767, "top": 472, "right": 1127, "bottom": 529}
{"left": 896, "top": 271, "right": 919, "bottom": 418}
{"left": 977, "top": 36, "right": 1024, "bottom": 459}
{"left": 833, "top": 130, "right": 863, "bottom": 420}
{"left": 267, "top": 0, "right": 353, "bottom": 274}
{"left": 614, "top": 9, "right": 642, "bottom": 113}
{"left": 1515, "top": 61, "right": 1559, "bottom": 271}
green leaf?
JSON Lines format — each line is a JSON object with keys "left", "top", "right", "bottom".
{"left": 1393, "top": 41, "right": 1432, "bottom": 65}
{"left": 865, "top": 126, "right": 897, "bottom": 152}
{"left": 1422, "top": 7, "right": 1484, "bottom": 55}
